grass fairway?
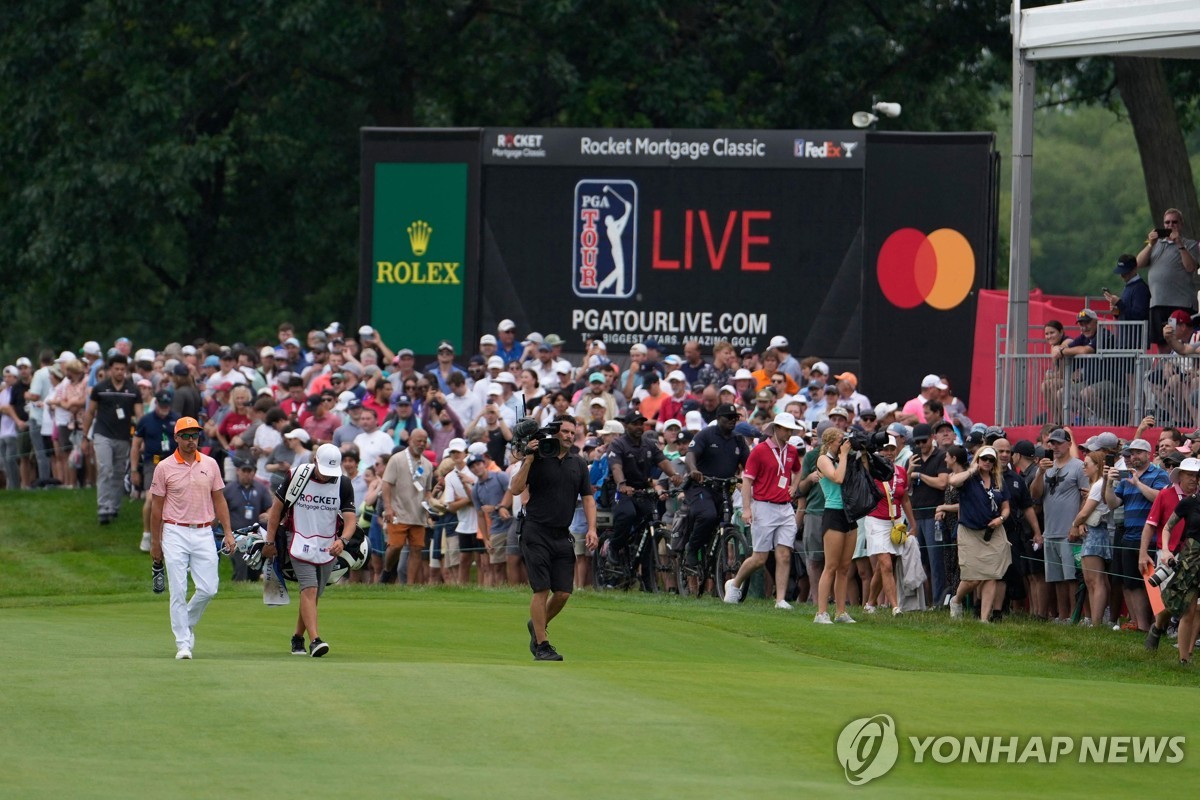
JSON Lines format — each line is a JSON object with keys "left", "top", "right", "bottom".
{"left": 2, "top": 491, "right": 1198, "bottom": 797}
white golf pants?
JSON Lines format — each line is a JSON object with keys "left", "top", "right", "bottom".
{"left": 162, "top": 523, "right": 219, "bottom": 650}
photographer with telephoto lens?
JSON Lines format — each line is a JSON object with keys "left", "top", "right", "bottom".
{"left": 509, "top": 415, "right": 597, "bottom": 661}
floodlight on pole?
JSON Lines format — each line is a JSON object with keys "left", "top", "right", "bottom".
{"left": 851, "top": 101, "right": 902, "bottom": 128}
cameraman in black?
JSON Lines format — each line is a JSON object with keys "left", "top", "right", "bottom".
{"left": 509, "top": 415, "right": 596, "bottom": 661}
{"left": 682, "top": 404, "right": 749, "bottom": 589}
{"left": 608, "top": 412, "right": 684, "bottom": 563}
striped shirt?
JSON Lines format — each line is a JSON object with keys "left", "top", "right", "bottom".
{"left": 1112, "top": 463, "right": 1169, "bottom": 542}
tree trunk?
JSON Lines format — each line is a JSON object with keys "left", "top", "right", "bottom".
{"left": 1115, "top": 57, "right": 1200, "bottom": 237}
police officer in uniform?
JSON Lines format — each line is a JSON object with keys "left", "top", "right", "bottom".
{"left": 682, "top": 404, "right": 749, "bottom": 578}
{"left": 509, "top": 415, "right": 596, "bottom": 661}
{"left": 607, "top": 411, "right": 684, "bottom": 560}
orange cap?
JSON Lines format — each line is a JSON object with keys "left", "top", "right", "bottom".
{"left": 174, "top": 417, "right": 202, "bottom": 434}
{"left": 834, "top": 371, "right": 858, "bottom": 388}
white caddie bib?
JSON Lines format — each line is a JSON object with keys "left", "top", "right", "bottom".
{"left": 288, "top": 477, "right": 342, "bottom": 565}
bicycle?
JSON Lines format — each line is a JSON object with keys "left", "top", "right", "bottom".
{"left": 593, "top": 488, "right": 664, "bottom": 593}
{"left": 675, "top": 476, "right": 751, "bottom": 601}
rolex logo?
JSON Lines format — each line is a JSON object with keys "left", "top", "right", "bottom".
{"left": 407, "top": 220, "right": 432, "bottom": 256}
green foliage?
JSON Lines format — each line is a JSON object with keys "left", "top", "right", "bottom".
{"left": 995, "top": 102, "right": 1200, "bottom": 294}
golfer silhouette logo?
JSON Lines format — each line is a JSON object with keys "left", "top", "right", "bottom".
{"left": 572, "top": 180, "right": 638, "bottom": 299}
{"left": 836, "top": 714, "right": 899, "bottom": 785}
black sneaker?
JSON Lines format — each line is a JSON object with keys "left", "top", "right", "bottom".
{"left": 534, "top": 641, "right": 563, "bottom": 661}
{"left": 1146, "top": 625, "right": 1162, "bottom": 651}
{"left": 291, "top": 635, "right": 306, "bottom": 656}
{"left": 527, "top": 619, "right": 537, "bottom": 656}
{"left": 151, "top": 560, "right": 165, "bottom": 594}
{"left": 99, "top": 515, "right": 111, "bottom": 526}
{"left": 310, "top": 638, "right": 329, "bottom": 658}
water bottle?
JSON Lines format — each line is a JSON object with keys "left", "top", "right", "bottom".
{"left": 934, "top": 519, "right": 944, "bottom": 543}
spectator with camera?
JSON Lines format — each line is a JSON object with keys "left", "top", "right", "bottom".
{"left": 946, "top": 445, "right": 1011, "bottom": 622}
{"left": 1038, "top": 428, "right": 1086, "bottom": 623}
{"left": 907, "top": 423, "right": 951, "bottom": 607}
{"left": 1135, "top": 208, "right": 1200, "bottom": 352}
{"left": 813, "top": 426, "right": 859, "bottom": 623}
{"left": 1104, "top": 437, "right": 1168, "bottom": 631}
{"left": 509, "top": 415, "right": 596, "bottom": 661}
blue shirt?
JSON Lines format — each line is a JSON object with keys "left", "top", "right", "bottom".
{"left": 958, "top": 473, "right": 1010, "bottom": 531}
{"left": 1113, "top": 462, "right": 1170, "bottom": 540}
{"left": 134, "top": 410, "right": 179, "bottom": 464}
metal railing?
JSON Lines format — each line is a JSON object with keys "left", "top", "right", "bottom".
{"left": 997, "top": 350, "right": 1200, "bottom": 428}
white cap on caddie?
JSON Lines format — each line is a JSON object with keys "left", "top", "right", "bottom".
{"left": 315, "top": 443, "right": 342, "bottom": 477}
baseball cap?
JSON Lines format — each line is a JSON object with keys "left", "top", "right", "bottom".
{"left": 588, "top": 371, "right": 605, "bottom": 383}
{"left": 629, "top": 343, "right": 647, "bottom": 356}
{"left": 1114, "top": 254, "right": 1137, "bottom": 275}
{"left": 1046, "top": 428, "right": 1070, "bottom": 443}
{"left": 718, "top": 384, "right": 736, "bottom": 395}
{"left": 486, "top": 383, "right": 503, "bottom": 396}
{"left": 396, "top": 348, "right": 414, "bottom": 359}
{"left": 602, "top": 420, "right": 625, "bottom": 436}
{"left": 1169, "top": 309, "right": 1191, "bottom": 326}
{"left": 975, "top": 446, "right": 998, "bottom": 461}
{"left": 734, "top": 421, "right": 761, "bottom": 438}
{"left": 358, "top": 325, "right": 375, "bottom": 338}
{"left": 82, "top": 341, "right": 102, "bottom": 356}
{"left": 1093, "top": 431, "right": 1120, "bottom": 450}
{"left": 887, "top": 422, "right": 909, "bottom": 439}
{"left": 834, "top": 372, "right": 857, "bottom": 388}
{"left": 56, "top": 350, "right": 74, "bottom": 363}
{"left": 334, "top": 390, "right": 357, "bottom": 411}
{"left": 911, "top": 423, "right": 933, "bottom": 442}
{"left": 544, "top": 334, "right": 565, "bottom": 347}
{"left": 203, "top": 355, "right": 220, "bottom": 368}
{"left": 932, "top": 419, "right": 954, "bottom": 432}
{"left": 467, "top": 442, "right": 488, "bottom": 456}
{"left": 739, "top": 347, "right": 755, "bottom": 356}
{"left": 172, "top": 363, "right": 189, "bottom": 377}
{"left": 487, "top": 355, "right": 505, "bottom": 370}
{"left": 555, "top": 362, "right": 572, "bottom": 374}
{"left": 14, "top": 356, "right": 31, "bottom": 368}
{"left": 1077, "top": 308, "right": 1099, "bottom": 322}
{"left": 284, "top": 428, "right": 310, "bottom": 442}
{"left": 811, "top": 361, "right": 829, "bottom": 376}
{"left": 1, "top": 365, "right": 16, "bottom": 378}
{"left": 498, "top": 319, "right": 516, "bottom": 332}
{"left": 314, "top": 443, "right": 343, "bottom": 477}
{"left": 259, "top": 346, "right": 275, "bottom": 359}
{"left": 827, "top": 406, "right": 849, "bottom": 419}
{"left": 437, "top": 340, "right": 455, "bottom": 353}
{"left": 537, "top": 342, "right": 551, "bottom": 352}
{"left": 133, "top": 348, "right": 155, "bottom": 362}
{"left": 174, "top": 417, "right": 202, "bottom": 434}
{"left": 684, "top": 410, "right": 705, "bottom": 431}
{"left": 589, "top": 397, "right": 606, "bottom": 407}
{"left": 1128, "top": 438, "right": 1153, "bottom": 452}
{"left": 466, "top": 454, "right": 486, "bottom": 466}
{"left": 154, "top": 391, "right": 171, "bottom": 405}
{"left": 661, "top": 418, "right": 682, "bottom": 430}
{"left": 642, "top": 337, "right": 660, "bottom": 350}
{"left": 623, "top": 411, "right": 647, "bottom": 424}
{"left": 496, "top": 372, "right": 517, "bottom": 385}
{"left": 756, "top": 389, "right": 775, "bottom": 402}
{"left": 522, "top": 332, "right": 544, "bottom": 346}
{"left": 479, "top": 334, "right": 497, "bottom": 346}
{"left": 284, "top": 337, "right": 300, "bottom": 347}
{"left": 874, "top": 402, "right": 898, "bottom": 418}
{"left": 1012, "top": 440, "right": 1036, "bottom": 457}
{"left": 214, "top": 382, "right": 234, "bottom": 393}
{"left": 305, "top": 394, "right": 323, "bottom": 409}
{"left": 395, "top": 394, "right": 412, "bottom": 405}
{"left": 662, "top": 354, "right": 682, "bottom": 366}
{"left": 920, "top": 373, "right": 946, "bottom": 389}
{"left": 666, "top": 370, "right": 686, "bottom": 383}
{"left": 715, "top": 403, "right": 739, "bottom": 418}
{"left": 768, "top": 335, "right": 789, "bottom": 349}
{"left": 447, "top": 438, "right": 468, "bottom": 453}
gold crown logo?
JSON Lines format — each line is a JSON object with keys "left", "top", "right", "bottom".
{"left": 407, "top": 220, "right": 432, "bottom": 256}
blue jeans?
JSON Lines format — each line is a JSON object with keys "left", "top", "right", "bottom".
{"left": 916, "top": 517, "right": 947, "bottom": 606}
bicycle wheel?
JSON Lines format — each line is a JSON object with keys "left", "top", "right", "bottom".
{"left": 714, "top": 527, "right": 750, "bottom": 602}
{"left": 593, "top": 536, "right": 616, "bottom": 590}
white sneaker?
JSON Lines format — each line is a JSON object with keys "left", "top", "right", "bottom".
{"left": 175, "top": 648, "right": 192, "bottom": 660}
{"left": 834, "top": 613, "right": 857, "bottom": 624}
{"left": 774, "top": 599, "right": 793, "bottom": 610}
{"left": 813, "top": 612, "right": 833, "bottom": 624}
{"left": 864, "top": 604, "right": 877, "bottom": 614}
{"left": 140, "top": 532, "right": 152, "bottom": 552}
{"left": 722, "top": 580, "right": 742, "bottom": 604}
{"left": 893, "top": 607, "right": 904, "bottom": 616}
{"left": 949, "top": 598, "right": 963, "bottom": 619}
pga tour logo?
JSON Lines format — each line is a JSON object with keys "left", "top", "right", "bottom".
{"left": 573, "top": 180, "right": 637, "bottom": 299}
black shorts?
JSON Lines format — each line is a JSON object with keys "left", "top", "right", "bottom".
{"left": 1150, "top": 305, "right": 1194, "bottom": 347}
{"left": 458, "top": 532, "right": 485, "bottom": 553}
{"left": 519, "top": 521, "right": 575, "bottom": 594}
{"left": 1115, "top": 538, "right": 1149, "bottom": 590}
{"left": 821, "top": 507, "right": 856, "bottom": 533}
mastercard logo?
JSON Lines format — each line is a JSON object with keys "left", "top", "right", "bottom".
{"left": 876, "top": 228, "right": 975, "bottom": 310}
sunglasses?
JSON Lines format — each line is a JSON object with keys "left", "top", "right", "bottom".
{"left": 979, "top": 456, "right": 995, "bottom": 463}
{"left": 177, "top": 432, "right": 201, "bottom": 440}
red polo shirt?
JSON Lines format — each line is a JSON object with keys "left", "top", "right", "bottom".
{"left": 743, "top": 439, "right": 800, "bottom": 503}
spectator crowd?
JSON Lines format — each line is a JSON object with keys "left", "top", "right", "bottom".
{"left": 3, "top": 312, "right": 1199, "bottom": 666}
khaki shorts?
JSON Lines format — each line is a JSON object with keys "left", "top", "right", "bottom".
{"left": 387, "top": 522, "right": 426, "bottom": 549}
{"left": 489, "top": 532, "right": 508, "bottom": 565}
{"left": 431, "top": 530, "right": 460, "bottom": 569}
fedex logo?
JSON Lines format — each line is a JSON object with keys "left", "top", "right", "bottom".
{"left": 794, "top": 139, "right": 858, "bottom": 159}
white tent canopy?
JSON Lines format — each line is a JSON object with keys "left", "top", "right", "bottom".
{"left": 1007, "top": 0, "right": 1200, "bottom": 362}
